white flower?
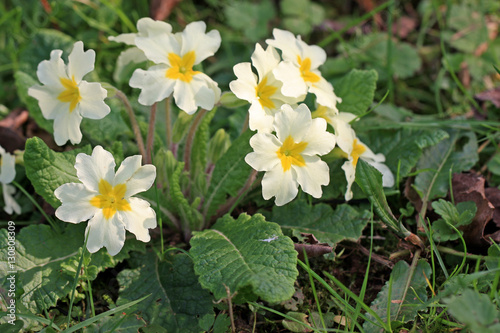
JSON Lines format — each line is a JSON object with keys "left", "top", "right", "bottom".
{"left": 330, "top": 113, "right": 394, "bottom": 201}
{"left": 266, "top": 29, "right": 341, "bottom": 110}
{"left": 245, "top": 104, "right": 336, "bottom": 206}
{"left": 28, "top": 41, "right": 110, "bottom": 146}
{"left": 54, "top": 146, "right": 157, "bottom": 256}
{"left": 0, "top": 146, "right": 21, "bottom": 215}
{"left": 229, "top": 43, "right": 304, "bottom": 132}
{"left": 108, "top": 17, "right": 174, "bottom": 81}
{"left": 129, "top": 21, "right": 221, "bottom": 114}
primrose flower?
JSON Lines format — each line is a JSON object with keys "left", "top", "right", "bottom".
{"left": 54, "top": 146, "right": 157, "bottom": 256}
{"left": 129, "top": 21, "right": 221, "bottom": 114}
{"left": 330, "top": 114, "right": 394, "bottom": 201}
{"left": 245, "top": 104, "right": 336, "bottom": 206}
{"left": 28, "top": 41, "right": 110, "bottom": 146}
{"left": 108, "top": 17, "right": 174, "bottom": 77}
{"left": 266, "top": 29, "right": 341, "bottom": 110}
{"left": 0, "top": 146, "right": 21, "bottom": 215}
{"left": 229, "top": 44, "right": 303, "bottom": 132}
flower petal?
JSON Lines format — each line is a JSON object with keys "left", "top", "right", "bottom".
{"left": 261, "top": 163, "right": 298, "bottom": 206}
{"left": 293, "top": 156, "right": 329, "bottom": 198}
{"left": 230, "top": 62, "right": 258, "bottom": 102}
{"left": 272, "top": 61, "right": 308, "bottom": 98}
{"left": 135, "top": 33, "right": 178, "bottom": 64}
{"left": 137, "top": 17, "right": 173, "bottom": 37}
{"left": 2, "top": 183, "right": 21, "bottom": 215}
{"left": 251, "top": 44, "right": 280, "bottom": 80}
{"left": 180, "top": 21, "right": 221, "bottom": 64}
{"left": 75, "top": 146, "right": 116, "bottom": 192}
{"left": 245, "top": 133, "right": 281, "bottom": 171}
{"left": 309, "top": 78, "right": 341, "bottom": 110}
{"left": 77, "top": 81, "right": 110, "bottom": 119}
{"left": 301, "top": 118, "right": 336, "bottom": 156}
{"left": 54, "top": 183, "right": 97, "bottom": 223}
{"left": 86, "top": 211, "right": 126, "bottom": 256}
{"left": 173, "top": 74, "right": 219, "bottom": 114}
{"left": 0, "top": 149, "right": 16, "bottom": 184}
{"left": 67, "top": 41, "right": 95, "bottom": 83}
{"left": 35, "top": 49, "right": 67, "bottom": 87}
{"left": 274, "top": 104, "right": 311, "bottom": 143}
{"left": 52, "top": 108, "right": 83, "bottom": 145}
{"left": 114, "top": 155, "right": 156, "bottom": 197}
{"left": 341, "top": 159, "right": 356, "bottom": 201}
{"left": 28, "top": 85, "right": 67, "bottom": 120}
{"left": 130, "top": 66, "right": 176, "bottom": 106}
{"left": 118, "top": 197, "right": 156, "bottom": 242}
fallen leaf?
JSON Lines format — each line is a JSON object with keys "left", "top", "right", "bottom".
{"left": 150, "top": 0, "right": 180, "bottom": 21}
{"left": 392, "top": 16, "right": 417, "bottom": 39}
{"left": 295, "top": 232, "right": 333, "bottom": 260}
{"left": 452, "top": 173, "right": 494, "bottom": 248}
{"left": 485, "top": 187, "right": 500, "bottom": 227}
{"left": 475, "top": 87, "right": 500, "bottom": 108}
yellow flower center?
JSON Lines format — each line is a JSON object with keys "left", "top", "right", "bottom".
{"left": 166, "top": 51, "right": 200, "bottom": 82}
{"left": 311, "top": 105, "right": 331, "bottom": 123}
{"left": 297, "top": 56, "right": 320, "bottom": 83}
{"left": 90, "top": 179, "right": 131, "bottom": 219}
{"left": 58, "top": 76, "right": 81, "bottom": 112}
{"left": 276, "top": 135, "right": 308, "bottom": 172}
{"left": 255, "top": 76, "right": 277, "bottom": 109}
{"left": 351, "top": 139, "right": 366, "bottom": 167}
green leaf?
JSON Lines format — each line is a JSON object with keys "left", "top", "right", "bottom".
{"left": 225, "top": 1, "right": 275, "bottom": 42}
{"left": 203, "top": 130, "right": 254, "bottom": 220}
{"left": 432, "top": 199, "right": 476, "bottom": 227}
{"left": 414, "top": 130, "right": 478, "bottom": 200}
{"left": 266, "top": 199, "right": 370, "bottom": 245}
{"left": 281, "top": 0, "right": 325, "bottom": 35}
{"left": 14, "top": 71, "right": 54, "bottom": 133}
{"left": 116, "top": 252, "right": 214, "bottom": 332}
{"left": 18, "top": 29, "right": 74, "bottom": 74}
{"left": 365, "top": 127, "right": 449, "bottom": 179}
{"left": 190, "top": 213, "right": 298, "bottom": 303}
{"left": 191, "top": 109, "right": 216, "bottom": 182}
{"left": 0, "top": 224, "right": 141, "bottom": 331}
{"left": 363, "top": 260, "right": 431, "bottom": 333}
{"left": 24, "top": 137, "right": 91, "bottom": 208}
{"left": 334, "top": 69, "right": 378, "bottom": 116}
{"left": 356, "top": 159, "right": 423, "bottom": 247}
{"left": 445, "top": 289, "right": 500, "bottom": 333}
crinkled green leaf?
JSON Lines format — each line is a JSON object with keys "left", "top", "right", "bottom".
{"left": 364, "top": 260, "right": 431, "bottom": 333}
{"left": 116, "top": 252, "right": 214, "bottom": 332}
{"left": 203, "top": 130, "right": 254, "bottom": 220}
{"left": 365, "top": 127, "right": 449, "bottom": 179}
{"left": 190, "top": 213, "right": 298, "bottom": 303}
{"left": 445, "top": 289, "right": 500, "bottom": 333}
{"left": 24, "top": 137, "right": 91, "bottom": 208}
{"left": 14, "top": 71, "right": 54, "bottom": 133}
{"left": 432, "top": 199, "right": 476, "bottom": 228}
{"left": 0, "top": 224, "right": 142, "bottom": 330}
{"left": 414, "top": 130, "right": 478, "bottom": 200}
{"left": 266, "top": 199, "right": 370, "bottom": 245}
{"left": 19, "top": 29, "right": 74, "bottom": 74}
{"left": 334, "top": 69, "right": 378, "bottom": 116}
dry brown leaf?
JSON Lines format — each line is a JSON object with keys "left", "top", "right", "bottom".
{"left": 452, "top": 173, "right": 494, "bottom": 247}
{"left": 150, "top": 0, "right": 180, "bottom": 21}
{"left": 475, "top": 87, "right": 500, "bottom": 108}
{"left": 392, "top": 16, "right": 417, "bottom": 39}
{"left": 295, "top": 233, "right": 333, "bottom": 260}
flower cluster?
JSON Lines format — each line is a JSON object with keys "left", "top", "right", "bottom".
{"left": 112, "top": 18, "right": 222, "bottom": 114}
{"left": 231, "top": 28, "right": 393, "bottom": 205}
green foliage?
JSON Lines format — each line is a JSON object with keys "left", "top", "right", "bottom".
{"left": 414, "top": 130, "right": 478, "bottom": 199}
{"left": 191, "top": 110, "right": 216, "bottom": 182}
{"left": 365, "top": 127, "right": 449, "bottom": 179}
{"left": 24, "top": 137, "right": 91, "bottom": 208}
{"left": 431, "top": 199, "right": 476, "bottom": 242}
{"left": 266, "top": 199, "right": 370, "bottom": 245}
{"left": 203, "top": 130, "right": 254, "bottom": 220}
{"left": 334, "top": 69, "right": 378, "bottom": 116}
{"left": 224, "top": 1, "right": 275, "bottom": 42}
{"left": 116, "top": 252, "right": 214, "bottom": 332}
{"left": 364, "top": 260, "right": 431, "bottom": 332}
{"left": 445, "top": 289, "right": 500, "bottom": 333}
{"left": 281, "top": 0, "right": 325, "bottom": 36}
{"left": 0, "top": 224, "right": 141, "bottom": 330}
{"left": 190, "top": 213, "right": 298, "bottom": 303}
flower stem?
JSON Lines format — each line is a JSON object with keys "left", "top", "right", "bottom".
{"left": 114, "top": 90, "right": 146, "bottom": 163}
{"left": 165, "top": 97, "right": 173, "bottom": 150}
{"left": 184, "top": 109, "right": 207, "bottom": 172}
{"left": 146, "top": 103, "right": 157, "bottom": 164}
